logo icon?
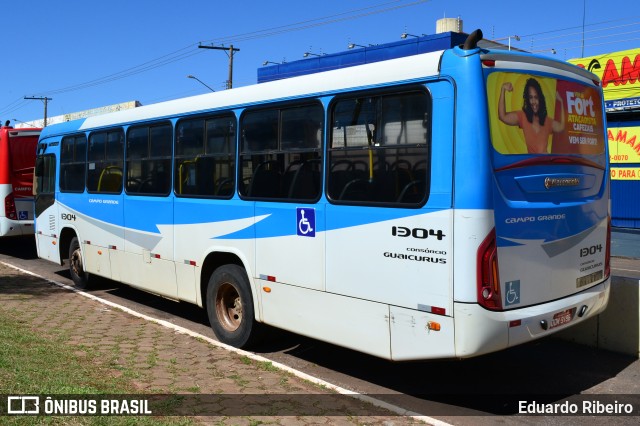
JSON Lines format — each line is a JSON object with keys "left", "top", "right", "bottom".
{"left": 7, "top": 396, "right": 40, "bottom": 414}
{"left": 18, "top": 211, "right": 28, "bottom": 220}
{"left": 296, "top": 208, "right": 315, "bottom": 237}
{"left": 544, "top": 177, "right": 580, "bottom": 189}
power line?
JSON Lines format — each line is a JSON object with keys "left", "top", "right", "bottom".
{"left": 519, "top": 15, "right": 640, "bottom": 56}
{"left": 0, "top": 97, "right": 30, "bottom": 117}
{"left": 202, "top": 0, "right": 431, "bottom": 45}
{"left": 24, "top": 0, "right": 429, "bottom": 99}
{"left": 3, "top": 1, "right": 638, "bottom": 116}
{"left": 520, "top": 14, "right": 640, "bottom": 39}
{"left": 33, "top": 46, "right": 203, "bottom": 97}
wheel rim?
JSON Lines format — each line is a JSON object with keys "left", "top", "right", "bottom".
{"left": 215, "top": 282, "right": 242, "bottom": 332}
{"left": 71, "top": 249, "right": 84, "bottom": 277}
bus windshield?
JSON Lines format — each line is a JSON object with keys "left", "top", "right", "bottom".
{"left": 487, "top": 72, "right": 606, "bottom": 157}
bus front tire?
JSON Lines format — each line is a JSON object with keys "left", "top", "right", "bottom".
{"left": 206, "top": 264, "right": 258, "bottom": 349}
{"left": 69, "top": 237, "right": 89, "bottom": 289}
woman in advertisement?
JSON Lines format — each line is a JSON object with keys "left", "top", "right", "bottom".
{"left": 498, "top": 77, "right": 565, "bottom": 153}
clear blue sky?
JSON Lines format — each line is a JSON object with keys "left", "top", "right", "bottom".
{"left": 2, "top": 0, "right": 638, "bottom": 124}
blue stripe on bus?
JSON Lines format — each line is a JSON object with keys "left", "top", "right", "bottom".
{"left": 60, "top": 196, "right": 447, "bottom": 240}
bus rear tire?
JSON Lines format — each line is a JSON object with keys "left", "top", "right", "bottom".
{"left": 206, "top": 264, "right": 259, "bottom": 349}
{"left": 69, "top": 237, "right": 89, "bottom": 289}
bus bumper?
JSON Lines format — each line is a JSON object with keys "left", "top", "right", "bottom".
{"left": 453, "top": 278, "right": 611, "bottom": 358}
{"left": 0, "top": 218, "right": 34, "bottom": 237}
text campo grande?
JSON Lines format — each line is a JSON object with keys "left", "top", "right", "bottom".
{"left": 88, "top": 198, "right": 119, "bottom": 205}
{"left": 519, "top": 400, "right": 634, "bottom": 415}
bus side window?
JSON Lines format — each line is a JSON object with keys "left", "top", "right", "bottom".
{"left": 126, "top": 123, "right": 172, "bottom": 196}
{"left": 174, "top": 115, "right": 236, "bottom": 198}
{"left": 328, "top": 90, "right": 431, "bottom": 206}
{"left": 239, "top": 103, "right": 323, "bottom": 201}
{"left": 60, "top": 135, "right": 87, "bottom": 193}
{"left": 88, "top": 129, "right": 124, "bottom": 194}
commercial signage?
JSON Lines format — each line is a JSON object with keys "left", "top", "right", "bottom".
{"left": 608, "top": 125, "right": 640, "bottom": 183}
{"left": 569, "top": 48, "right": 640, "bottom": 110}
{"left": 486, "top": 72, "right": 605, "bottom": 155}
{"left": 15, "top": 101, "right": 142, "bottom": 128}
{"left": 610, "top": 167, "right": 640, "bottom": 180}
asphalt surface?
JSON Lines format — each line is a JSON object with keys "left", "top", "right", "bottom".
{"left": 0, "top": 229, "right": 639, "bottom": 425}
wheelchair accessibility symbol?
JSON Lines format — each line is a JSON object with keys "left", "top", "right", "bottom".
{"left": 505, "top": 280, "right": 520, "bottom": 307}
{"left": 296, "top": 208, "right": 315, "bottom": 237}
{"left": 18, "top": 211, "right": 28, "bottom": 221}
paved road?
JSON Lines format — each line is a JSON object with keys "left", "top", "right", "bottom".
{"left": 612, "top": 227, "right": 640, "bottom": 262}
{"left": 1, "top": 233, "right": 639, "bottom": 425}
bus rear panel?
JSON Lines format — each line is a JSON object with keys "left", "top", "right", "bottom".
{"left": 0, "top": 125, "right": 40, "bottom": 237}
{"left": 450, "top": 52, "right": 609, "bottom": 357}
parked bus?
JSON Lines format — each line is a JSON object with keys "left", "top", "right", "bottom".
{"left": 34, "top": 31, "right": 610, "bottom": 360}
{"left": 1, "top": 121, "right": 41, "bottom": 237}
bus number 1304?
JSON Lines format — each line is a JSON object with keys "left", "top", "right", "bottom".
{"left": 392, "top": 226, "right": 446, "bottom": 240}
{"left": 580, "top": 244, "right": 603, "bottom": 257}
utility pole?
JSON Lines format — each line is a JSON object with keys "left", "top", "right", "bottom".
{"left": 24, "top": 96, "right": 52, "bottom": 126}
{"left": 198, "top": 44, "right": 240, "bottom": 89}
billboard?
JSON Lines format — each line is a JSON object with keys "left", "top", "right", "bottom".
{"left": 609, "top": 125, "right": 640, "bottom": 181}
{"left": 15, "top": 100, "right": 142, "bottom": 128}
{"left": 486, "top": 72, "right": 606, "bottom": 155}
{"left": 569, "top": 48, "right": 640, "bottom": 111}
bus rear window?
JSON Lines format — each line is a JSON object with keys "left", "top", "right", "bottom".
{"left": 487, "top": 72, "right": 605, "bottom": 156}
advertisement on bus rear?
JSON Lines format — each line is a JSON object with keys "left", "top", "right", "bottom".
{"left": 487, "top": 72, "right": 606, "bottom": 156}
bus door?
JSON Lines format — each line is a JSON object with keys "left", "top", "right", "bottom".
{"left": 122, "top": 123, "right": 177, "bottom": 298}
{"left": 485, "top": 70, "right": 609, "bottom": 311}
{"left": 324, "top": 83, "right": 455, "bottom": 359}
{"left": 34, "top": 142, "right": 59, "bottom": 262}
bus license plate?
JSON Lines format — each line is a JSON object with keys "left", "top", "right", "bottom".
{"left": 550, "top": 308, "right": 575, "bottom": 329}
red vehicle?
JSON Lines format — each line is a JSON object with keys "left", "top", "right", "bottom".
{"left": 0, "top": 121, "right": 41, "bottom": 236}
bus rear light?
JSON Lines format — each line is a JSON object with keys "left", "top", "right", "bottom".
{"left": 509, "top": 320, "right": 521, "bottom": 327}
{"left": 482, "top": 59, "right": 496, "bottom": 67}
{"left": 4, "top": 193, "right": 17, "bottom": 220}
{"left": 477, "top": 229, "right": 503, "bottom": 311}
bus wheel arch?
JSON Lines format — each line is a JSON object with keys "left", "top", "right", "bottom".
{"left": 200, "top": 251, "right": 243, "bottom": 306}
{"left": 201, "top": 253, "right": 260, "bottom": 348}
{"left": 60, "top": 232, "right": 89, "bottom": 289}
{"left": 58, "top": 227, "right": 77, "bottom": 266}
{"left": 206, "top": 264, "right": 261, "bottom": 348}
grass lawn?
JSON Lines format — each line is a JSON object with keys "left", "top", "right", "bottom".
{"left": 0, "top": 312, "right": 194, "bottom": 425}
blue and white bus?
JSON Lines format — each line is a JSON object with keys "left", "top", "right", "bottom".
{"left": 34, "top": 31, "right": 610, "bottom": 360}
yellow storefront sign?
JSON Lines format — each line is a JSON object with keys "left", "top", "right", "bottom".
{"left": 608, "top": 126, "right": 640, "bottom": 164}
{"left": 569, "top": 48, "right": 640, "bottom": 101}
{"left": 611, "top": 167, "right": 640, "bottom": 180}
